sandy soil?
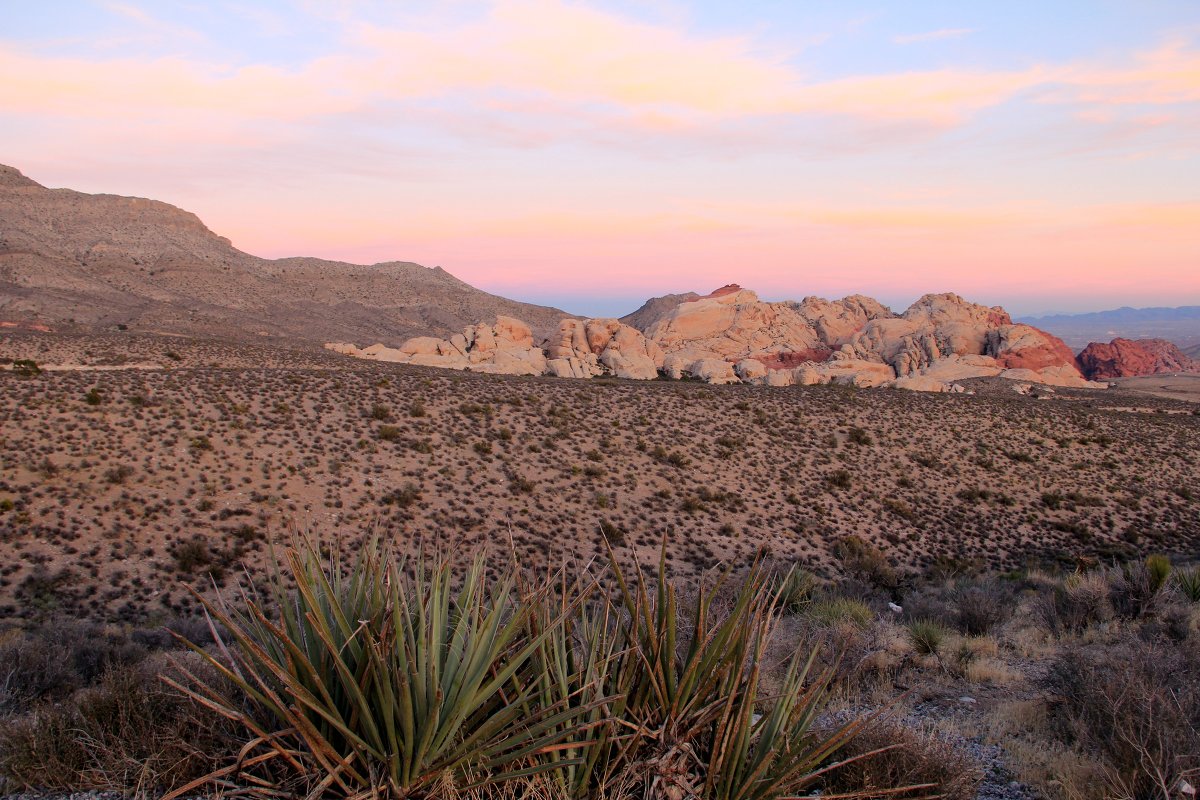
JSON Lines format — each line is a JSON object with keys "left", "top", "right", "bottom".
{"left": 1111, "top": 373, "right": 1200, "bottom": 403}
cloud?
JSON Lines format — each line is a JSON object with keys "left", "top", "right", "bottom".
{"left": 1046, "top": 39, "right": 1200, "bottom": 106}
{"left": 893, "top": 28, "right": 978, "bottom": 45}
{"left": 2, "top": 1, "right": 1200, "bottom": 150}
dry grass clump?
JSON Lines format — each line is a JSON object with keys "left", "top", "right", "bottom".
{"left": 0, "top": 652, "right": 241, "bottom": 795}
{"left": 819, "top": 720, "right": 982, "bottom": 800}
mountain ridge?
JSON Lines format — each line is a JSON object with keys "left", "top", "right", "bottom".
{"left": 1018, "top": 305, "right": 1200, "bottom": 352}
{"left": 0, "top": 164, "right": 573, "bottom": 343}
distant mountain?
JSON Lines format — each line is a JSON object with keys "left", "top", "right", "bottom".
{"left": 0, "top": 164, "right": 572, "bottom": 344}
{"left": 1019, "top": 306, "right": 1200, "bottom": 352}
{"left": 1186, "top": 343, "right": 1200, "bottom": 360}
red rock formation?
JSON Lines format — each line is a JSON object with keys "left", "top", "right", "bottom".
{"left": 993, "top": 326, "right": 1078, "bottom": 371}
{"left": 757, "top": 349, "right": 834, "bottom": 370}
{"left": 1076, "top": 338, "right": 1200, "bottom": 379}
{"left": 695, "top": 284, "right": 743, "bottom": 300}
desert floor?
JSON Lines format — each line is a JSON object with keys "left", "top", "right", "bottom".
{"left": 1, "top": 332, "right": 1196, "bottom": 624}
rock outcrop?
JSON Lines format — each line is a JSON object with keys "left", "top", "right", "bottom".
{"left": 1076, "top": 338, "right": 1200, "bottom": 379}
{"left": 331, "top": 316, "right": 664, "bottom": 381}
{"left": 328, "top": 285, "right": 1108, "bottom": 392}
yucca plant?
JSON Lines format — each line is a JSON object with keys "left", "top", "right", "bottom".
{"left": 1175, "top": 566, "right": 1200, "bottom": 603}
{"left": 578, "top": 543, "right": 915, "bottom": 800}
{"left": 164, "top": 539, "right": 602, "bottom": 799}
{"left": 772, "top": 566, "right": 817, "bottom": 612}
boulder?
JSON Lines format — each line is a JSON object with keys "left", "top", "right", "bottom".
{"left": 398, "top": 336, "right": 443, "bottom": 357}
{"left": 687, "top": 358, "right": 739, "bottom": 384}
{"left": 735, "top": 359, "right": 768, "bottom": 381}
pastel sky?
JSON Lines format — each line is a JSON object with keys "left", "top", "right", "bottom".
{"left": 3, "top": 1, "right": 1199, "bottom": 317}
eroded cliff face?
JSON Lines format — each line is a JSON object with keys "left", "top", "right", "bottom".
{"left": 1076, "top": 338, "right": 1200, "bottom": 380}
{"left": 329, "top": 285, "right": 1105, "bottom": 392}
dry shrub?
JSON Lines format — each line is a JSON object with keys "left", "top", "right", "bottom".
{"left": 951, "top": 580, "right": 1014, "bottom": 635}
{"left": 1044, "top": 634, "right": 1200, "bottom": 799}
{"left": 0, "top": 652, "right": 243, "bottom": 795}
{"left": 0, "top": 621, "right": 147, "bottom": 712}
{"left": 835, "top": 535, "right": 899, "bottom": 592}
{"left": 1034, "top": 572, "right": 1112, "bottom": 635}
{"left": 819, "top": 720, "right": 981, "bottom": 800}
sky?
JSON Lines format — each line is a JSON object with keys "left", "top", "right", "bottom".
{"left": 2, "top": 1, "right": 1199, "bottom": 317}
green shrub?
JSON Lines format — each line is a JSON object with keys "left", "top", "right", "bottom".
{"left": 1145, "top": 554, "right": 1172, "bottom": 593}
{"left": 11, "top": 359, "right": 40, "bottom": 377}
{"left": 174, "top": 542, "right": 590, "bottom": 798}
{"left": 906, "top": 619, "right": 947, "bottom": 657}
{"left": 806, "top": 597, "right": 874, "bottom": 629}
{"left": 377, "top": 424, "right": 401, "bottom": 441}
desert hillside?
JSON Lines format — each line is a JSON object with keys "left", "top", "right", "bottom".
{"left": 0, "top": 164, "right": 572, "bottom": 343}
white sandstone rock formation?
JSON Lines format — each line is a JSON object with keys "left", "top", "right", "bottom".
{"left": 325, "top": 285, "right": 1107, "bottom": 393}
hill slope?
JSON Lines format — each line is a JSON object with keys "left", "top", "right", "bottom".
{"left": 0, "top": 164, "right": 572, "bottom": 343}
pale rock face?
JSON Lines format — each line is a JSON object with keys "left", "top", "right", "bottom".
{"left": 796, "top": 294, "right": 892, "bottom": 345}
{"left": 686, "top": 358, "right": 740, "bottom": 384}
{"left": 545, "top": 318, "right": 662, "bottom": 379}
{"left": 493, "top": 316, "right": 534, "bottom": 348}
{"left": 324, "top": 285, "right": 1101, "bottom": 393}
{"left": 547, "top": 319, "right": 591, "bottom": 360}
{"left": 406, "top": 352, "right": 467, "bottom": 369}
{"left": 735, "top": 358, "right": 768, "bottom": 381}
{"left": 998, "top": 365, "right": 1106, "bottom": 389}
{"left": 400, "top": 336, "right": 444, "bottom": 357}
{"left": 765, "top": 369, "right": 795, "bottom": 387}
{"left": 645, "top": 286, "right": 824, "bottom": 364}
{"left": 821, "top": 359, "right": 896, "bottom": 388}
{"left": 600, "top": 348, "right": 659, "bottom": 380}
{"left": 661, "top": 353, "right": 689, "bottom": 380}
{"left": 546, "top": 357, "right": 589, "bottom": 379}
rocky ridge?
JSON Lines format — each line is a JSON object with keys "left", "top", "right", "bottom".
{"left": 329, "top": 285, "right": 1106, "bottom": 392}
{"left": 1075, "top": 337, "right": 1200, "bottom": 379}
{"left": 0, "top": 164, "right": 571, "bottom": 343}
